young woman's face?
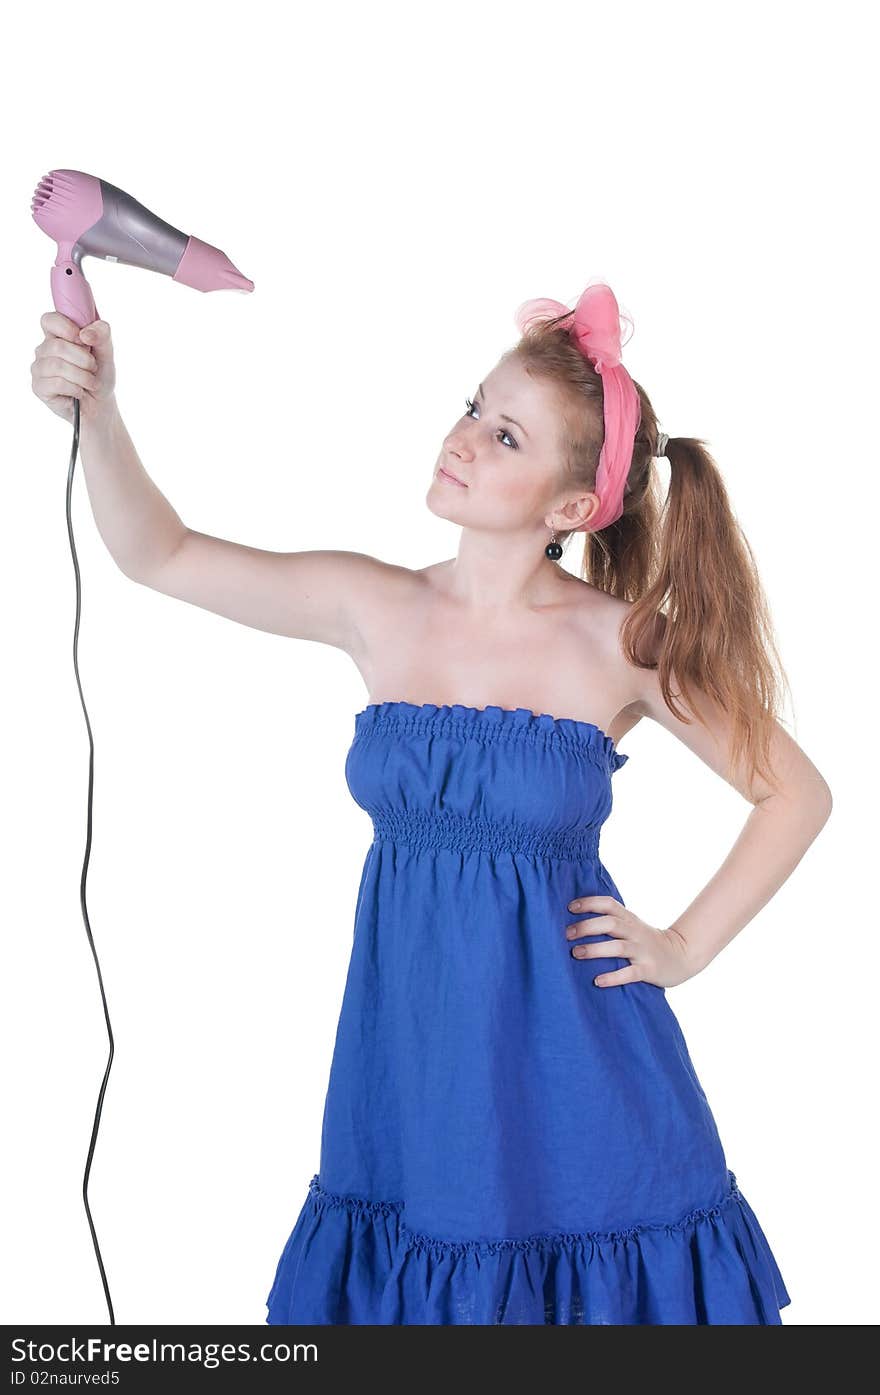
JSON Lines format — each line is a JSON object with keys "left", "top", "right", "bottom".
{"left": 428, "top": 357, "right": 593, "bottom": 534}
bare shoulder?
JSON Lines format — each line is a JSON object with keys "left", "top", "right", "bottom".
{"left": 343, "top": 553, "right": 429, "bottom": 655}
{"left": 355, "top": 555, "right": 454, "bottom": 616}
{"left": 562, "top": 582, "right": 659, "bottom": 739}
{"left": 589, "top": 587, "right": 664, "bottom": 664}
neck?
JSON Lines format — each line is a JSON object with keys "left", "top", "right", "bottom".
{"left": 438, "top": 527, "right": 577, "bottom": 612}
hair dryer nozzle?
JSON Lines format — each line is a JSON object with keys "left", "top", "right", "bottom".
{"left": 172, "top": 235, "right": 255, "bottom": 294}
{"left": 31, "top": 169, "right": 104, "bottom": 243}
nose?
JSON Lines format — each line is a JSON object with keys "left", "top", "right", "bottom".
{"left": 444, "top": 428, "right": 474, "bottom": 460}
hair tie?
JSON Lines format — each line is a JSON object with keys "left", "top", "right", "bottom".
{"left": 656, "top": 431, "right": 669, "bottom": 457}
{"left": 514, "top": 280, "right": 642, "bottom": 530}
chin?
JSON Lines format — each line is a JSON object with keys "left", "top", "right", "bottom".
{"left": 425, "top": 488, "right": 451, "bottom": 520}
{"left": 426, "top": 482, "right": 464, "bottom": 520}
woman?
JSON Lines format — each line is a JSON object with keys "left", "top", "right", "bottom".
{"left": 31, "top": 280, "right": 831, "bottom": 1324}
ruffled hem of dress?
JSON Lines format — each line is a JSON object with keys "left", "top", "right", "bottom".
{"left": 265, "top": 1168, "right": 791, "bottom": 1325}
{"left": 354, "top": 700, "right": 630, "bottom": 772}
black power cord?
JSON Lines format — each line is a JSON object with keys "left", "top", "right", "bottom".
{"left": 68, "top": 393, "right": 116, "bottom": 1325}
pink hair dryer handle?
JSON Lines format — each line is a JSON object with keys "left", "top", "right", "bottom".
{"left": 50, "top": 260, "right": 98, "bottom": 330}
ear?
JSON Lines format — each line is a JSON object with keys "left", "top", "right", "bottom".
{"left": 548, "top": 491, "right": 600, "bottom": 533}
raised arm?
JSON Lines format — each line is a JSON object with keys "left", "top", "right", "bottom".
{"left": 31, "top": 311, "right": 390, "bottom": 655}
{"left": 137, "top": 533, "right": 390, "bottom": 652}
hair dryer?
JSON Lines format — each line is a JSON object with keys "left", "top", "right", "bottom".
{"left": 31, "top": 167, "right": 254, "bottom": 328}
{"left": 31, "top": 167, "right": 253, "bottom": 1326}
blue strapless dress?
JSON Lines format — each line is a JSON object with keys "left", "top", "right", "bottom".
{"left": 265, "top": 701, "right": 790, "bottom": 1324}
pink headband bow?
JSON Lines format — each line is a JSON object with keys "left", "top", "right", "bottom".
{"left": 514, "top": 280, "right": 641, "bottom": 531}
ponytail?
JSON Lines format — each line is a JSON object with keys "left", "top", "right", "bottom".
{"left": 588, "top": 436, "right": 792, "bottom": 794}
{"left": 510, "top": 329, "right": 793, "bottom": 795}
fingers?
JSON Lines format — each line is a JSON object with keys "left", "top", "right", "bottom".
{"left": 40, "top": 310, "right": 84, "bottom": 342}
{"left": 593, "top": 964, "right": 643, "bottom": 989}
{"left": 563, "top": 899, "right": 633, "bottom": 983}
{"left": 565, "top": 912, "right": 616, "bottom": 940}
{"left": 33, "top": 347, "right": 97, "bottom": 382}
{"left": 570, "top": 937, "right": 629, "bottom": 961}
{"left": 36, "top": 366, "right": 97, "bottom": 396}
{"left": 32, "top": 310, "right": 117, "bottom": 424}
{"left": 78, "top": 320, "right": 111, "bottom": 352}
{"left": 567, "top": 895, "right": 620, "bottom": 915}
{"left": 38, "top": 309, "right": 112, "bottom": 345}
{"left": 561, "top": 895, "right": 662, "bottom": 990}
{"left": 35, "top": 314, "right": 99, "bottom": 375}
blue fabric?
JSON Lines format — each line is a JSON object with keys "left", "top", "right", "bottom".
{"left": 266, "top": 701, "right": 791, "bottom": 1325}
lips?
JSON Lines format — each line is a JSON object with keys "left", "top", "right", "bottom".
{"left": 438, "top": 466, "right": 468, "bottom": 487}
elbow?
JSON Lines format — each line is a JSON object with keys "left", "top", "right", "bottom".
{"left": 800, "top": 759, "right": 834, "bottom": 827}
{"left": 772, "top": 775, "right": 833, "bottom": 833}
{"left": 814, "top": 768, "right": 834, "bottom": 815}
{"left": 117, "top": 558, "right": 148, "bottom": 586}
{"left": 809, "top": 779, "right": 834, "bottom": 831}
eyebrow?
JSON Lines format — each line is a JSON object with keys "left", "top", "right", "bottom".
{"left": 476, "top": 383, "right": 529, "bottom": 438}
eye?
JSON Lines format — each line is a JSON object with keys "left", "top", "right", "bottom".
{"left": 463, "top": 397, "right": 518, "bottom": 450}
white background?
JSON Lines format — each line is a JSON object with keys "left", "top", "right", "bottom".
{"left": 2, "top": 0, "right": 876, "bottom": 1329}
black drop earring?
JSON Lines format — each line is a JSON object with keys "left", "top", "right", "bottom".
{"left": 545, "top": 530, "right": 563, "bottom": 561}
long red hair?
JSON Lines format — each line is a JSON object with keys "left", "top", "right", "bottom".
{"left": 505, "top": 315, "right": 792, "bottom": 794}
